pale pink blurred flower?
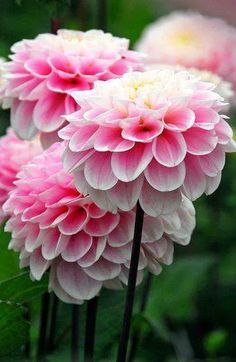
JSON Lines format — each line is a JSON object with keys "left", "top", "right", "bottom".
{"left": 59, "top": 70, "right": 236, "bottom": 215}
{"left": 136, "top": 12, "right": 236, "bottom": 96}
{"left": 0, "top": 128, "right": 42, "bottom": 223}
{"left": 3, "top": 142, "right": 195, "bottom": 304}
{"left": 4, "top": 29, "right": 144, "bottom": 147}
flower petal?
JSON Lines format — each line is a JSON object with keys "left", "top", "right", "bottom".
{"left": 139, "top": 181, "right": 181, "bottom": 217}
{"left": 184, "top": 128, "right": 217, "bottom": 155}
{"left": 108, "top": 212, "right": 135, "bottom": 246}
{"left": 152, "top": 130, "right": 186, "bottom": 167}
{"left": 58, "top": 207, "right": 88, "bottom": 235}
{"left": 194, "top": 107, "right": 220, "bottom": 130}
{"left": 11, "top": 99, "right": 38, "bottom": 140}
{"left": 85, "top": 213, "right": 120, "bottom": 237}
{"left": 111, "top": 143, "right": 153, "bottom": 182}
{"left": 84, "top": 152, "right": 118, "bottom": 190}
{"left": 94, "top": 126, "right": 135, "bottom": 152}
{"left": 164, "top": 107, "right": 195, "bottom": 131}
{"left": 57, "top": 261, "right": 102, "bottom": 300}
{"left": 144, "top": 159, "right": 185, "bottom": 191}
{"left": 199, "top": 145, "right": 225, "bottom": 177}
{"left": 61, "top": 231, "right": 92, "bottom": 262}
{"left": 30, "top": 248, "right": 51, "bottom": 280}
{"left": 83, "top": 258, "right": 121, "bottom": 281}
{"left": 33, "top": 90, "right": 66, "bottom": 132}
{"left": 182, "top": 155, "right": 206, "bottom": 200}
{"left": 107, "top": 176, "right": 144, "bottom": 211}
{"left": 69, "top": 124, "right": 99, "bottom": 152}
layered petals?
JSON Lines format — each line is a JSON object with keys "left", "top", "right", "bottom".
{"left": 60, "top": 70, "right": 235, "bottom": 212}
{"left": 0, "top": 128, "right": 42, "bottom": 224}
{"left": 5, "top": 29, "right": 144, "bottom": 147}
{"left": 4, "top": 141, "right": 196, "bottom": 304}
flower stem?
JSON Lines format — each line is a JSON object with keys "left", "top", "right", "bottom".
{"left": 97, "top": 0, "right": 107, "bottom": 32}
{"left": 47, "top": 293, "right": 59, "bottom": 352}
{"left": 84, "top": 296, "right": 98, "bottom": 362}
{"left": 117, "top": 202, "right": 144, "bottom": 362}
{"left": 127, "top": 272, "right": 153, "bottom": 362}
{"left": 37, "top": 292, "right": 50, "bottom": 360}
{"left": 71, "top": 304, "right": 80, "bottom": 362}
{"left": 23, "top": 303, "right": 31, "bottom": 359}
{"left": 50, "top": 17, "right": 60, "bottom": 34}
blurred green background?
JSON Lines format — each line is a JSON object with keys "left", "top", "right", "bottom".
{"left": 0, "top": 0, "right": 236, "bottom": 361}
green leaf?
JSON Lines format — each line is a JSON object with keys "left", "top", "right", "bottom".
{"left": 0, "top": 272, "right": 48, "bottom": 303}
{"left": 219, "top": 247, "right": 236, "bottom": 285}
{"left": 0, "top": 303, "right": 29, "bottom": 356}
{"left": 146, "top": 255, "right": 215, "bottom": 323}
{"left": 204, "top": 329, "right": 228, "bottom": 357}
{"left": 0, "top": 228, "right": 20, "bottom": 281}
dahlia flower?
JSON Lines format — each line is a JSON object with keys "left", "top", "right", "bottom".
{"left": 147, "top": 64, "right": 234, "bottom": 107}
{"left": 3, "top": 142, "right": 195, "bottom": 304}
{"left": 59, "top": 70, "right": 236, "bottom": 215}
{"left": 4, "top": 29, "right": 143, "bottom": 147}
{"left": 0, "top": 58, "right": 8, "bottom": 106}
{"left": 0, "top": 128, "right": 42, "bottom": 223}
{"left": 136, "top": 12, "right": 236, "bottom": 95}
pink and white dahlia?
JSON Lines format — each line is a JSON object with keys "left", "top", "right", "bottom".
{"left": 0, "top": 57, "right": 8, "bottom": 106}
{"left": 136, "top": 12, "right": 236, "bottom": 95}
{"left": 147, "top": 64, "right": 234, "bottom": 107}
{"left": 4, "top": 29, "right": 143, "bottom": 147}
{"left": 59, "top": 70, "right": 236, "bottom": 215}
{"left": 0, "top": 128, "right": 42, "bottom": 223}
{"left": 3, "top": 142, "right": 195, "bottom": 304}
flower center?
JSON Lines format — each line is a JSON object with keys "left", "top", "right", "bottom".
{"left": 170, "top": 31, "right": 197, "bottom": 48}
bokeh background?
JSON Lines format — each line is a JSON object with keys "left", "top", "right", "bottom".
{"left": 0, "top": 1, "right": 235, "bottom": 361}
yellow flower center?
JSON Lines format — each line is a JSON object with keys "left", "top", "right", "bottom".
{"left": 170, "top": 31, "right": 196, "bottom": 48}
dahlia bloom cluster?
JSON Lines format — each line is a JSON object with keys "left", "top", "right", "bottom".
{"left": 136, "top": 12, "right": 236, "bottom": 95}
{"left": 3, "top": 142, "right": 195, "bottom": 303}
{"left": 0, "top": 128, "right": 42, "bottom": 223}
{"left": 60, "top": 69, "right": 236, "bottom": 215}
{"left": 4, "top": 29, "right": 143, "bottom": 147}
